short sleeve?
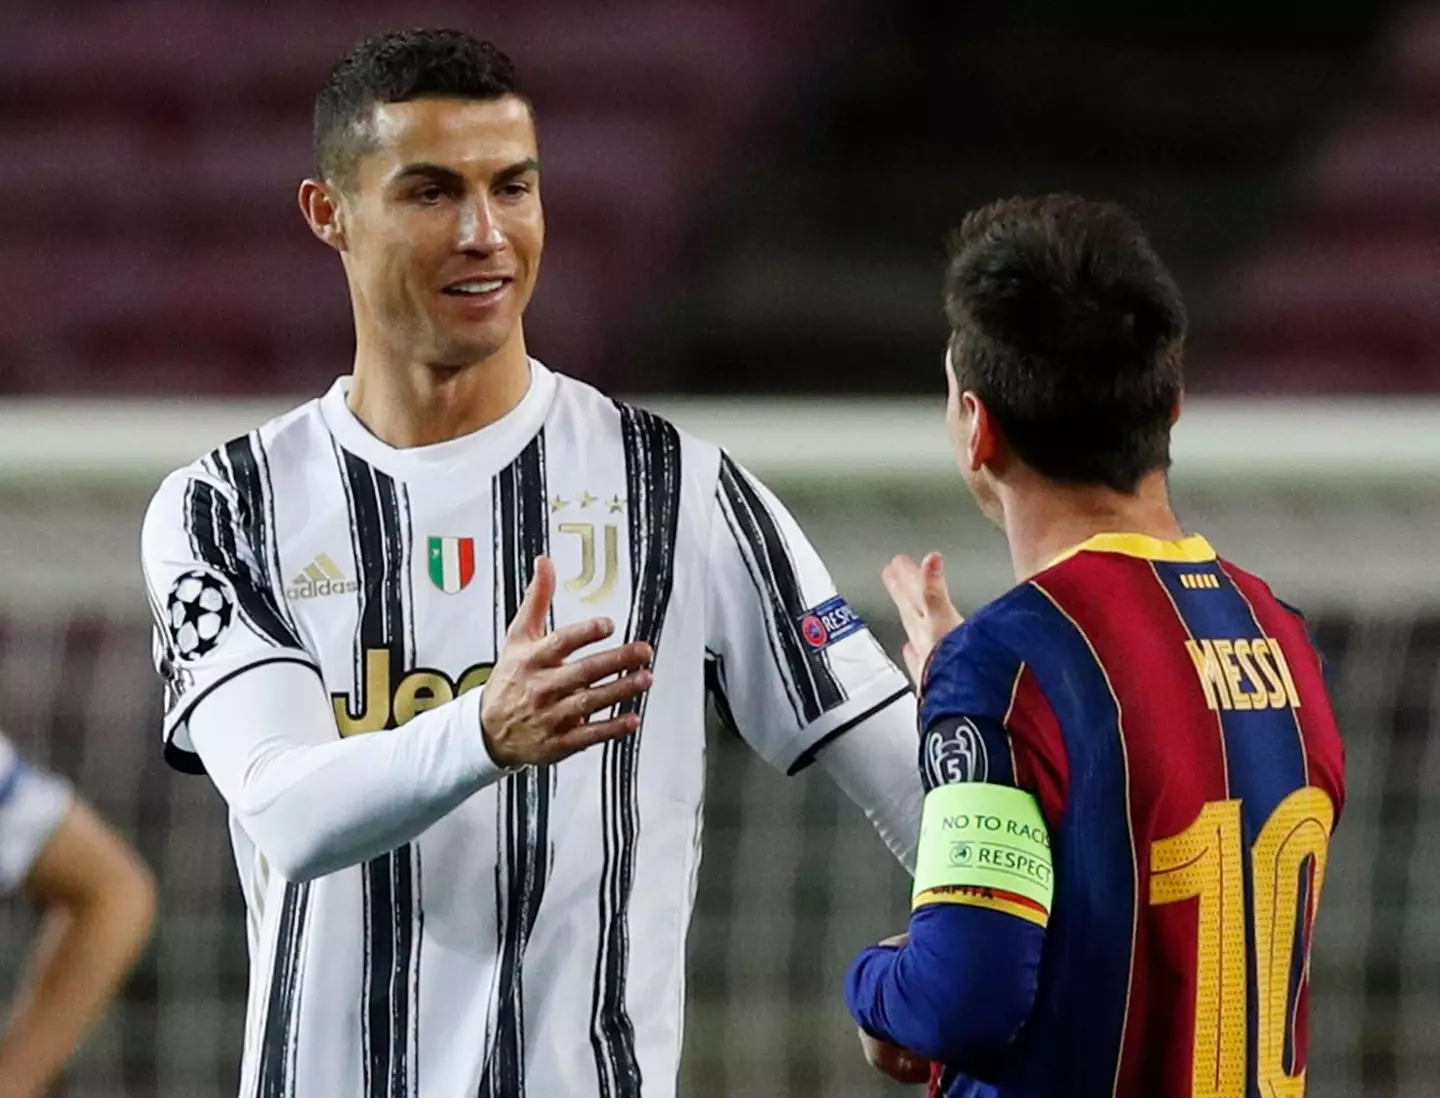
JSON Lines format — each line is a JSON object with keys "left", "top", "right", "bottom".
{"left": 141, "top": 468, "right": 318, "bottom": 774}
{"left": 706, "top": 454, "right": 910, "bottom": 774}
{"left": 920, "top": 620, "right": 1069, "bottom": 826}
{"left": 0, "top": 730, "right": 73, "bottom": 893}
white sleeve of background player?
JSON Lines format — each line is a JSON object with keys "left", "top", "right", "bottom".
{"left": 706, "top": 454, "right": 911, "bottom": 775}
{"left": 187, "top": 660, "right": 511, "bottom": 882}
{"left": 140, "top": 468, "right": 319, "bottom": 773}
{"left": 0, "top": 730, "right": 74, "bottom": 894}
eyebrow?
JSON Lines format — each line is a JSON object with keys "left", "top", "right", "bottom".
{"left": 493, "top": 157, "right": 541, "bottom": 184}
{"left": 390, "top": 157, "right": 540, "bottom": 188}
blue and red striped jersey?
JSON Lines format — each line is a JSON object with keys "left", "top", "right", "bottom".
{"left": 920, "top": 532, "right": 1345, "bottom": 1098}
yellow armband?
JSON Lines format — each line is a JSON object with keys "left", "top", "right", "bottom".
{"left": 912, "top": 782, "right": 1054, "bottom": 928}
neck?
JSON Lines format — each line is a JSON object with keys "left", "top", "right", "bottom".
{"left": 998, "top": 470, "right": 1185, "bottom": 581}
{"left": 346, "top": 327, "right": 532, "bottom": 449}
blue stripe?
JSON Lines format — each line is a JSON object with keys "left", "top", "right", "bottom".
{"left": 921, "top": 623, "right": 1023, "bottom": 788}
{"left": 1155, "top": 561, "right": 1309, "bottom": 1098}
{"left": 0, "top": 759, "right": 25, "bottom": 807}
{"left": 985, "top": 585, "right": 1136, "bottom": 1098}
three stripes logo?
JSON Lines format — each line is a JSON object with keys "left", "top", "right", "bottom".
{"left": 286, "top": 553, "right": 359, "bottom": 600}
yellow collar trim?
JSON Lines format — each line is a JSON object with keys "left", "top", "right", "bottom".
{"left": 1047, "top": 532, "right": 1216, "bottom": 569}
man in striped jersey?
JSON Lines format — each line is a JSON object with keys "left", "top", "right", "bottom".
{"left": 140, "top": 29, "right": 923, "bottom": 1098}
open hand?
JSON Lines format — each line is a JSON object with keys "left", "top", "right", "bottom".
{"left": 881, "top": 552, "right": 964, "bottom": 686}
{"left": 481, "top": 557, "right": 653, "bottom": 768}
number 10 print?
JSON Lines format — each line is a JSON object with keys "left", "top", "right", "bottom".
{"left": 1150, "top": 787, "right": 1334, "bottom": 1098}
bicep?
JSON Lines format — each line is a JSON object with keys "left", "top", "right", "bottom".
{"left": 22, "top": 800, "right": 148, "bottom": 909}
{"left": 706, "top": 455, "right": 908, "bottom": 773}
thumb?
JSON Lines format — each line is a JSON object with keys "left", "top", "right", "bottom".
{"left": 510, "top": 556, "right": 555, "bottom": 639}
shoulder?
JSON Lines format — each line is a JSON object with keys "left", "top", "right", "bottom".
{"left": 546, "top": 369, "right": 725, "bottom": 495}
{"left": 143, "top": 397, "right": 322, "bottom": 546}
{"left": 921, "top": 584, "right": 1069, "bottom": 717}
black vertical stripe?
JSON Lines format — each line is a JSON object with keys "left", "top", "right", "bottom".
{"left": 705, "top": 650, "right": 741, "bottom": 738}
{"left": 717, "top": 454, "right": 844, "bottom": 723}
{"left": 480, "top": 433, "right": 551, "bottom": 1098}
{"left": 256, "top": 883, "right": 310, "bottom": 1098}
{"left": 191, "top": 434, "right": 312, "bottom": 1098}
{"left": 590, "top": 405, "right": 683, "bottom": 1098}
{"left": 221, "top": 436, "right": 303, "bottom": 640}
{"left": 341, "top": 451, "right": 420, "bottom": 1098}
{"left": 185, "top": 479, "right": 303, "bottom": 651}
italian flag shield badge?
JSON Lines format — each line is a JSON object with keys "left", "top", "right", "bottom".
{"left": 428, "top": 536, "right": 476, "bottom": 594}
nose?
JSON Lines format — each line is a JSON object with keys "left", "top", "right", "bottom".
{"left": 456, "top": 194, "right": 505, "bottom": 255}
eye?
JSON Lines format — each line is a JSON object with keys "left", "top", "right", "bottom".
{"left": 500, "top": 181, "right": 532, "bottom": 199}
{"left": 414, "top": 185, "right": 445, "bottom": 205}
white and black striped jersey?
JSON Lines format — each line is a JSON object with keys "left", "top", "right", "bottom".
{"left": 0, "top": 729, "right": 72, "bottom": 894}
{"left": 141, "top": 361, "right": 910, "bottom": 1098}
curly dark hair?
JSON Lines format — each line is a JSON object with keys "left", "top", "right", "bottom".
{"left": 314, "top": 28, "right": 522, "bottom": 187}
{"left": 944, "top": 194, "right": 1187, "bottom": 493}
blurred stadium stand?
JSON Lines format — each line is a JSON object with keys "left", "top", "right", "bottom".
{"left": 1208, "top": 2, "right": 1440, "bottom": 392}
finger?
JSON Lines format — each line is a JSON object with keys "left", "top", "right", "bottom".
{"left": 885, "top": 566, "right": 931, "bottom": 651}
{"left": 532, "top": 616, "right": 618, "bottom": 664}
{"left": 550, "top": 712, "right": 642, "bottom": 757}
{"left": 901, "top": 641, "right": 923, "bottom": 686}
{"left": 885, "top": 555, "right": 931, "bottom": 625}
{"left": 922, "top": 552, "right": 955, "bottom": 615}
{"left": 548, "top": 642, "right": 654, "bottom": 693}
{"left": 508, "top": 556, "right": 556, "bottom": 641}
{"left": 551, "top": 669, "right": 653, "bottom": 725}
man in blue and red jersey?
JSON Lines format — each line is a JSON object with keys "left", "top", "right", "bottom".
{"left": 845, "top": 194, "right": 1345, "bottom": 1098}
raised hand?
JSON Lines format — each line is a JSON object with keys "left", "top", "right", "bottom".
{"left": 881, "top": 551, "right": 965, "bottom": 686}
{"left": 480, "top": 557, "right": 653, "bottom": 768}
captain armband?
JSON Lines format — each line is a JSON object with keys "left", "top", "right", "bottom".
{"left": 912, "top": 782, "right": 1054, "bottom": 928}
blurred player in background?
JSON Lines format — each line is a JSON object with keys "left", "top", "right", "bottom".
{"left": 845, "top": 195, "right": 1345, "bottom": 1098}
{"left": 0, "top": 728, "right": 155, "bottom": 1098}
{"left": 140, "top": 28, "right": 922, "bottom": 1098}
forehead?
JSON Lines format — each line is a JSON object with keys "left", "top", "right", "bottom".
{"left": 361, "top": 95, "right": 537, "bottom": 178}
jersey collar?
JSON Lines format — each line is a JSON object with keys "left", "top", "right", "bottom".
{"left": 320, "top": 359, "right": 558, "bottom": 479}
{"left": 1046, "top": 532, "right": 1216, "bottom": 569}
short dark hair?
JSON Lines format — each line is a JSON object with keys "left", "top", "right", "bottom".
{"left": 314, "top": 28, "right": 521, "bottom": 186}
{"left": 944, "top": 195, "right": 1187, "bottom": 493}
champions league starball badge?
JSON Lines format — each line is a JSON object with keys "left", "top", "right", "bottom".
{"left": 166, "top": 569, "right": 237, "bottom": 661}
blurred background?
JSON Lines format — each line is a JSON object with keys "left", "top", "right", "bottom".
{"left": 0, "top": 0, "right": 1437, "bottom": 1096}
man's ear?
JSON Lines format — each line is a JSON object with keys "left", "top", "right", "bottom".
{"left": 299, "top": 178, "right": 347, "bottom": 252}
{"left": 964, "top": 392, "right": 1004, "bottom": 472}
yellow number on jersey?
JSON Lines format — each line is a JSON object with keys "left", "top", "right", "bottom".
{"left": 1149, "top": 787, "right": 1334, "bottom": 1098}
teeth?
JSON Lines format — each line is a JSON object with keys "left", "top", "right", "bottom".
{"left": 450, "top": 279, "right": 504, "bottom": 295}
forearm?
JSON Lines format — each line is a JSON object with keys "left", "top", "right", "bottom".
{"left": 0, "top": 875, "right": 154, "bottom": 1098}
{"left": 846, "top": 904, "right": 1042, "bottom": 1068}
{"left": 815, "top": 693, "right": 923, "bottom": 871}
{"left": 192, "top": 664, "right": 510, "bottom": 881}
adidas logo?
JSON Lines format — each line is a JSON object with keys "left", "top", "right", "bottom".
{"left": 286, "top": 554, "right": 360, "bottom": 600}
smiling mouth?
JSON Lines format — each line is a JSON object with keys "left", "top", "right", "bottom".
{"left": 442, "top": 278, "right": 513, "bottom": 298}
